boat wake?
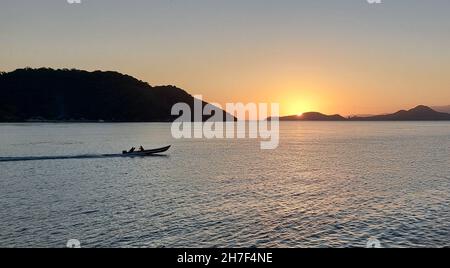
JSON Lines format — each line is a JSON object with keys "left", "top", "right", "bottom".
{"left": 0, "top": 153, "right": 167, "bottom": 163}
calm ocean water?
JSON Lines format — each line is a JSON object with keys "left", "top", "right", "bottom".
{"left": 0, "top": 122, "right": 449, "bottom": 248}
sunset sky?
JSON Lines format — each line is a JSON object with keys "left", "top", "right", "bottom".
{"left": 1, "top": 0, "right": 450, "bottom": 116}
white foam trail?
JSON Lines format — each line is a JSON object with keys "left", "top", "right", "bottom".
{"left": 0, "top": 153, "right": 166, "bottom": 162}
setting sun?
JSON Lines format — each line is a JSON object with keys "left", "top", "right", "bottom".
{"left": 282, "top": 98, "right": 319, "bottom": 117}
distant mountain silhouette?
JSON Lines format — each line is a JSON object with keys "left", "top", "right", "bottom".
{"left": 432, "top": 105, "right": 450, "bottom": 114}
{"left": 273, "top": 105, "right": 450, "bottom": 121}
{"left": 350, "top": 105, "right": 450, "bottom": 121}
{"left": 0, "top": 68, "right": 234, "bottom": 122}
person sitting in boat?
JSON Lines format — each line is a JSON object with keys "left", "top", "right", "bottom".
{"left": 128, "top": 147, "right": 136, "bottom": 153}
{"left": 139, "top": 146, "right": 145, "bottom": 151}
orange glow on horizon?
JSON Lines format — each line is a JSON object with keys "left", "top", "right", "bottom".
{"left": 280, "top": 90, "right": 322, "bottom": 116}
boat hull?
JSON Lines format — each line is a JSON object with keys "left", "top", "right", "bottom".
{"left": 122, "top": 145, "right": 171, "bottom": 156}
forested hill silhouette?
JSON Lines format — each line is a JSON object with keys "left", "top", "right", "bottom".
{"left": 0, "top": 68, "right": 233, "bottom": 122}
{"left": 271, "top": 105, "right": 450, "bottom": 121}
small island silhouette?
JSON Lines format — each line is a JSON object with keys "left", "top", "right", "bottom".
{"left": 270, "top": 105, "right": 450, "bottom": 121}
